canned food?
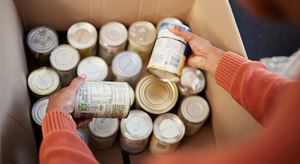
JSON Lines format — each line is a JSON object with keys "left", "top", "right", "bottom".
{"left": 74, "top": 81, "right": 134, "bottom": 118}
{"left": 99, "top": 21, "right": 128, "bottom": 64}
{"left": 77, "top": 56, "right": 108, "bottom": 81}
{"left": 88, "top": 118, "right": 119, "bottom": 149}
{"left": 27, "top": 26, "right": 58, "bottom": 59}
{"left": 148, "top": 23, "right": 192, "bottom": 82}
{"left": 112, "top": 51, "right": 142, "bottom": 87}
{"left": 149, "top": 113, "right": 185, "bottom": 154}
{"left": 177, "top": 67, "right": 206, "bottom": 96}
{"left": 67, "top": 22, "right": 98, "bottom": 58}
{"left": 178, "top": 96, "right": 210, "bottom": 136}
{"left": 128, "top": 21, "right": 156, "bottom": 63}
{"left": 156, "top": 17, "right": 183, "bottom": 31}
{"left": 31, "top": 97, "right": 48, "bottom": 126}
{"left": 28, "top": 67, "right": 60, "bottom": 97}
{"left": 120, "top": 110, "right": 153, "bottom": 154}
{"left": 77, "top": 129, "right": 89, "bottom": 144}
{"left": 50, "top": 44, "right": 80, "bottom": 86}
{"left": 135, "top": 75, "right": 178, "bottom": 114}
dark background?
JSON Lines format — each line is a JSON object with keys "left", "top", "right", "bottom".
{"left": 229, "top": 0, "right": 300, "bottom": 60}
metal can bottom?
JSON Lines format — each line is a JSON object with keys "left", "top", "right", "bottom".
{"left": 147, "top": 67, "right": 180, "bottom": 82}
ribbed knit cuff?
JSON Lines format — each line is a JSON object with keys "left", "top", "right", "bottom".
{"left": 215, "top": 51, "right": 248, "bottom": 92}
{"left": 42, "top": 110, "right": 77, "bottom": 137}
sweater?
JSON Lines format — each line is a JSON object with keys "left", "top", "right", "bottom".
{"left": 40, "top": 52, "right": 300, "bottom": 164}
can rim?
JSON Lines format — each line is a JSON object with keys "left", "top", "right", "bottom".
{"left": 50, "top": 44, "right": 80, "bottom": 71}
{"left": 180, "top": 96, "right": 210, "bottom": 123}
{"left": 128, "top": 21, "right": 156, "bottom": 46}
{"left": 88, "top": 118, "right": 119, "bottom": 138}
{"left": 156, "top": 17, "right": 183, "bottom": 31}
{"left": 99, "top": 21, "right": 128, "bottom": 47}
{"left": 77, "top": 56, "right": 108, "bottom": 81}
{"left": 31, "top": 97, "right": 49, "bottom": 126}
{"left": 147, "top": 67, "right": 180, "bottom": 83}
{"left": 178, "top": 67, "right": 206, "bottom": 96}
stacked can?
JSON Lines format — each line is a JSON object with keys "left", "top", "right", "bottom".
{"left": 156, "top": 17, "right": 183, "bottom": 31}
{"left": 128, "top": 21, "right": 156, "bottom": 63}
{"left": 31, "top": 97, "right": 49, "bottom": 126}
{"left": 77, "top": 129, "right": 89, "bottom": 145}
{"left": 77, "top": 56, "right": 109, "bottom": 81}
{"left": 99, "top": 22, "right": 128, "bottom": 65}
{"left": 178, "top": 67, "right": 206, "bottom": 96}
{"left": 120, "top": 110, "right": 153, "bottom": 154}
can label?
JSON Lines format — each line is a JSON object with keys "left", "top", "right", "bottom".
{"left": 149, "top": 134, "right": 177, "bottom": 154}
{"left": 120, "top": 135, "right": 149, "bottom": 154}
{"left": 128, "top": 40, "right": 153, "bottom": 63}
{"left": 99, "top": 42, "right": 126, "bottom": 64}
{"left": 90, "top": 134, "right": 116, "bottom": 150}
{"left": 74, "top": 82, "right": 131, "bottom": 118}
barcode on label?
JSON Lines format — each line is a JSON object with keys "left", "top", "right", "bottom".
{"left": 169, "top": 56, "right": 180, "bottom": 68}
{"left": 156, "top": 142, "right": 168, "bottom": 150}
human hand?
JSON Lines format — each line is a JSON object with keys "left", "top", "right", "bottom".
{"left": 168, "top": 24, "right": 225, "bottom": 75}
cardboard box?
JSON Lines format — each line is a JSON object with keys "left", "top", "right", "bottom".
{"left": 1, "top": 0, "right": 262, "bottom": 163}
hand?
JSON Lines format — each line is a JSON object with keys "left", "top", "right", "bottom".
{"left": 168, "top": 24, "right": 225, "bottom": 75}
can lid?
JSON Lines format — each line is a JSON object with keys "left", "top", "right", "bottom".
{"left": 147, "top": 68, "right": 181, "bottom": 83}
{"left": 88, "top": 118, "right": 119, "bottom": 138}
{"left": 67, "top": 22, "right": 98, "bottom": 49}
{"left": 128, "top": 21, "right": 156, "bottom": 46}
{"left": 121, "top": 110, "right": 153, "bottom": 140}
{"left": 178, "top": 67, "right": 206, "bottom": 95}
{"left": 77, "top": 56, "right": 108, "bottom": 81}
{"left": 112, "top": 51, "right": 142, "bottom": 78}
{"left": 127, "top": 83, "right": 135, "bottom": 106}
{"left": 180, "top": 96, "right": 210, "bottom": 123}
{"left": 31, "top": 97, "right": 49, "bottom": 126}
{"left": 136, "top": 75, "right": 178, "bottom": 114}
{"left": 27, "top": 26, "right": 58, "bottom": 53}
{"left": 156, "top": 17, "right": 183, "bottom": 31}
{"left": 100, "top": 21, "right": 128, "bottom": 47}
{"left": 153, "top": 113, "right": 185, "bottom": 144}
{"left": 50, "top": 44, "right": 80, "bottom": 71}
{"left": 77, "top": 129, "right": 88, "bottom": 144}
{"left": 160, "top": 23, "right": 191, "bottom": 32}
{"left": 28, "top": 67, "right": 60, "bottom": 96}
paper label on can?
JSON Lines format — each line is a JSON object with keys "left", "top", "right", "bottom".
{"left": 148, "top": 38, "right": 186, "bottom": 76}
{"left": 120, "top": 135, "right": 148, "bottom": 154}
{"left": 150, "top": 135, "right": 176, "bottom": 154}
{"left": 91, "top": 134, "right": 116, "bottom": 150}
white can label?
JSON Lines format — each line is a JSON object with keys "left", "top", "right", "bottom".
{"left": 149, "top": 135, "right": 177, "bottom": 154}
{"left": 120, "top": 135, "right": 148, "bottom": 154}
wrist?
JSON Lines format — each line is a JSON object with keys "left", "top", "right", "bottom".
{"left": 207, "top": 46, "right": 225, "bottom": 75}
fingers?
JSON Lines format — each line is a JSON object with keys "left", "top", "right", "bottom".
{"left": 75, "top": 118, "right": 92, "bottom": 128}
{"left": 68, "top": 74, "right": 86, "bottom": 92}
{"left": 168, "top": 24, "right": 194, "bottom": 42}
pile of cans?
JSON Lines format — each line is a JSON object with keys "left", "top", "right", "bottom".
{"left": 28, "top": 17, "right": 210, "bottom": 155}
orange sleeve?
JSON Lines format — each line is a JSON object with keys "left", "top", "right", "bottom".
{"left": 40, "top": 110, "right": 99, "bottom": 164}
{"left": 215, "top": 52, "right": 291, "bottom": 124}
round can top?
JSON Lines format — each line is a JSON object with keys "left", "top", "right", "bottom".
{"left": 67, "top": 22, "right": 98, "bottom": 49}
{"left": 153, "top": 113, "right": 185, "bottom": 144}
{"left": 156, "top": 17, "right": 183, "bottom": 31}
{"left": 179, "top": 67, "right": 206, "bottom": 95}
{"left": 88, "top": 118, "right": 119, "bottom": 138}
{"left": 180, "top": 96, "right": 210, "bottom": 123}
{"left": 135, "top": 75, "right": 178, "bottom": 114}
{"left": 121, "top": 110, "right": 153, "bottom": 140}
{"left": 50, "top": 44, "right": 80, "bottom": 71}
{"left": 27, "top": 26, "right": 58, "bottom": 53}
{"left": 31, "top": 97, "right": 49, "bottom": 126}
{"left": 77, "top": 56, "right": 108, "bottom": 81}
{"left": 28, "top": 67, "right": 60, "bottom": 96}
{"left": 128, "top": 21, "right": 156, "bottom": 46}
{"left": 160, "top": 23, "right": 191, "bottom": 32}
{"left": 112, "top": 51, "right": 142, "bottom": 78}
{"left": 127, "top": 83, "right": 135, "bottom": 106}
{"left": 100, "top": 21, "right": 128, "bottom": 47}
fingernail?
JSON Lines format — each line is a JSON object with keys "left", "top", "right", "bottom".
{"left": 79, "top": 74, "right": 86, "bottom": 79}
{"left": 168, "top": 24, "right": 175, "bottom": 31}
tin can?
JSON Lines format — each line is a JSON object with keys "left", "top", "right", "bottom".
{"left": 135, "top": 75, "right": 178, "bottom": 114}
{"left": 128, "top": 21, "right": 156, "bottom": 63}
{"left": 27, "top": 26, "right": 58, "bottom": 59}
{"left": 74, "top": 81, "right": 135, "bottom": 118}
{"left": 50, "top": 44, "right": 80, "bottom": 86}
{"left": 156, "top": 17, "right": 183, "bottom": 31}
{"left": 112, "top": 51, "right": 142, "bottom": 87}
{"left": 99, "top": 21, "right": 128, "bottom": 65}
{"left": 177, "top": 66, "right": 206, "bottom": 96}
{"left": 77, "top": 129, "right": 89, "bottom": 145}
{"left": 120, "top": 110, "right": 153, "bottom": 154}
{"left": 88, "top": 118, "right": 119, "bottom": 149}
{"left": 77, "top": 56, "right": 108, "bottom": 81}
{"left": 147, "top": 23, "right": 192, "bottom": 82}
{"left": 67, "top": 22, "right": 98, "bottom": 58}
{"left": 178, "top": 96, "right": 210, "bottom": 136}
{"left": 28, "top": 67, "right": 60, "bottom": 97}
{"left": 149, "top": 113, "right": 185, "bottom": 154}
{"left": 31, "top": 97, "right": 49, "bottom": 126}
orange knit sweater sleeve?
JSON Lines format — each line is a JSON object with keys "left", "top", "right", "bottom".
{"left": 40, "top": 110, "right": 99, "bottom": 164}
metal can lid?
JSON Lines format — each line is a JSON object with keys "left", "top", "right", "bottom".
{"left": 50, "top": 44, "right": 80, "bottom": 71}
{"left": 147, "top": 68, "right": 181, "bottom": 83}
{"left": 27, "top": 26, "right": 58, "bottom": 53}
{"left": 28, "top": 67, "right": 60, "bottom": 96}
{"left": 156, "top": 17, "right": 183, "bottom": 31}
{"left": 31, "top": 97, "right": 49, "bottom": 126}
{"left": 128, "top": 21, "right": 156, "bottom": 46}
{"left": 112, "top": 51, "right": 142, "bottom": 78}
{"left": 88, "top": 118, "right": 119, "bottom": 138}
{"left": 77, "top": 129, "right": 88, "bottom": 144}
{"left": 120, "top": 110, "right": 153, "bottom": 140}
{"left": 160, "top": 23, "right": 191, "bottom": 32}
{"left": 77, "top": 56, "right": 108, "bottom": 81}
{"left": 180, "top": 96, "right": 210, "bottom": 123}
{"left": 100, "top": 21, "right": 128, "bottom": 47}
{"left": 67, "top": 22, "right": 98, "bottom": 49}
{"left": 136, "top": 75, "right": 178, "bottom": 114}
{"left": 153, "top": 113, "right": 185, "bottom": 144}
{"left": 128, "top": 83, "right": 135, "bottom": 106}
{"left": 179, "top": 67, "right": 206, "bottom": 95}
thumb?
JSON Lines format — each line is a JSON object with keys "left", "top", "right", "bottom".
{"left": 168, "top": 24, "right": 194, "bottom": 42}
{"left": 68, "top": 75, "right": 86, "bottom": 92}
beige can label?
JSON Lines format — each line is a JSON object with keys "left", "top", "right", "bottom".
{"left": 120, "top": 135, "right": 148, "bottom": 154}
{"left": 149, "top": 134, "right": 177, "bottom": 154}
